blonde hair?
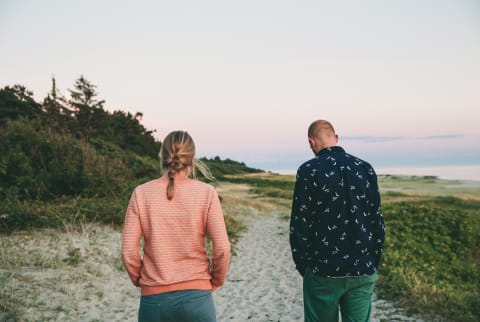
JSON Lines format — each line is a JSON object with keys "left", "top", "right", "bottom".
{"left": 159, "top": 131, "right": 214, "bottom": 200}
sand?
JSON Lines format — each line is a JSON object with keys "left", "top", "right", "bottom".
{"left": 0, "top": 224, "right": 139, "bottom": 321}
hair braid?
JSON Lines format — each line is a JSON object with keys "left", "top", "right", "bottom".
{"left": 159, "top": 131, "right": 214, "bottom": 200}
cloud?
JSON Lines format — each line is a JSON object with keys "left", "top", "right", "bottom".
{"left": 420, "top": 134, "right": 464, "bottom": 140}
{"left": 342, "top": 136, "right": 404, "bottom": 143}
{"left": 342, "top": 134, "right": 465, "bottom": 143}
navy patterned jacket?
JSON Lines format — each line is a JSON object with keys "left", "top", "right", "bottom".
{"left": 290, "top": 146, "right": 385, "bottom": 277}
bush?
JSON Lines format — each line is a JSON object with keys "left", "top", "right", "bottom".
{"left": 201, "top": 157, "right": 263, "bottom": 179}
{"left": 0, "top": 118, "right": 158, "bottom": 201}
{"left": 0, "top": 118, "right": 160, "bottom": 231}
{"left": 378, "top": 197, "right": 480, "bottom": 321}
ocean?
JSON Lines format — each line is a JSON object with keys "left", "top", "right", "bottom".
{"left": 375, "top": 164, "right": 480, "bottom": 182}
{"left": 273, "top": 164, "right": 480, "bottom": 182}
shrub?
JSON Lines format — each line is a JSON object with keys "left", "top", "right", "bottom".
{"left": 0, "top": 118, "right": 158, "bottom": 201}
{"left": 378, "top": 197, "right": 480, "bottom": 321}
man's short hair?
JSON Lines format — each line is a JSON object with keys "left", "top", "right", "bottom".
{"left": 308, "top": 120, "right": 336, "bottom": 138}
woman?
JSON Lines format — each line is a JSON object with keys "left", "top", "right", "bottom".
{"left": 122, "top": 130, "right": 231, "bottom": 322}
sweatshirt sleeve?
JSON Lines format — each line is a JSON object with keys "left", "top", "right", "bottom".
{"left": 121, "top": 189, "right": 143, "bottom": 287}
{"left": 206, "top": 187, "right": 231, "bottom": 291}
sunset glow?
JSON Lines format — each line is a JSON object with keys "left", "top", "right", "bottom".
{"left": 1, "top": 0, "right": 479, "bottom": 171}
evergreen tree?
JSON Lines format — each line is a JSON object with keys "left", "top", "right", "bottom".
{"left": 41, "top": 76, "right": 70, "bottom": 132}
{"left": 108, "top": 110, "right": 160, "bottom": 158}
{"left": 0, "top": 85, "right": 41, "bottom": 122}
{"left": 0, "top": 77, "right": 161, "bottom": 158}
{"left": 67, "top": 75, "right": 106, "bottom": 138}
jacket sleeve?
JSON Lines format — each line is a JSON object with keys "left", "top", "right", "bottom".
{"left": 206, "top": 187, "right": 231, "bottom": 291}
{"left": 121, "top": 189, "right": 143, "bottom": 287}
{"left": 290, "top": 169, "right": 314, "bottom": 276}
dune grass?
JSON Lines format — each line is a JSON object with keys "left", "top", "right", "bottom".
{"left": 0, "top": 222, "right": 127, "bottom": 321}
{"left": 378, "top": 196, "right": 480, "bottom": 321}
{"left": 379, "top": 174, "right": 480, "bottom": 201}
{"left": 222, "top": 172, "right": 295, "bottom": 200}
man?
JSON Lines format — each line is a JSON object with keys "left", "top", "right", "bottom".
{"left": 290, "top": 120, "right": 385, "bottom": 322}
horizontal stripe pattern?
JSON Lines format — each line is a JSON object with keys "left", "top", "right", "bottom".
{"left": 121, "top": 177, "right": 230, "bottom": 295}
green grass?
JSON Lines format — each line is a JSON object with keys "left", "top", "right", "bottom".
{"left": 0, "top": 194, "right": 131, "bottom": 233}
{"left": 222, "top": 173, "right": 295, "bottom": 200}
{"left": 0, "top": 272, "right": 23, "bottom": 322}
{"left": 201, "top": 157, "right": 263, "bottom": 179}
{"left": 224, "top": 212, "right": 246, "bottom": 255}
{"left": 377, "top": 197, "right": 480, "bottom": 322}
{"left": 379, "top": 175, "right": 480, "bottom": 200}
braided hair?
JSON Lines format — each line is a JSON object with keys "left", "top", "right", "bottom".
{"left": 159, "top": 131, "right": 213, "bottom": 200}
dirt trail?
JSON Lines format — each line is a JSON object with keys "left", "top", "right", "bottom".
{"left": 214, "top": 211, "right": 426, "bottom": 322}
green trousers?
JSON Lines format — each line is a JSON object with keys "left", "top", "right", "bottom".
{"left": 303, "top": 269, "right": 377, "bottom": 322}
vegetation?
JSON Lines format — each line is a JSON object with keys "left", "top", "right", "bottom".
{"left": 0, "top": 77, "right": 161, "bottom": 223}
{"left": 378, "top": 196, "right": 480, "bottom": 322}
{"left": 221, "top": 172, "right": 295, "bottom": 200}
{"left": 380, "top": 173, "right": 480, "bottom": 322}
{"left": 0, "top": 77, "right": 160, "bottom": 158}
{"left": 0, "top": 77, "right": 260, "bottom": 234}
{"left": 201, "top": 156, "right": 263, "bottom": 179}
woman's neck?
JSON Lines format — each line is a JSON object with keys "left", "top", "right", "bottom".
{"left": 162, "top": 170, "right": 189, "bottom": 180}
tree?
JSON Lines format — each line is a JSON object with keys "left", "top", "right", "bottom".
{"left": 67, "top": 75, "right": 107, "bottom": 138}
{"left": 0, "top": 85, "right": 41, "bottom": 122}
{"left": 41, "top": 76, "right": 71, "bottom": 132}
{"left": 107, "top": 110, "right": 160, "bottom": 157}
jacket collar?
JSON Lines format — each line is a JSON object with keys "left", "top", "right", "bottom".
{"left": 316, "top": 145, "right": 345, "bottom": 157}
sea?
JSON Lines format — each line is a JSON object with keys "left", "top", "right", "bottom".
{"left": 272, "top": 164, "right": 480, "bottom": 182}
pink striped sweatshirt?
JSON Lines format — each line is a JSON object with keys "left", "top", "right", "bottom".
{"left": 121, "top": 176, "right": 231, "bottom": 296}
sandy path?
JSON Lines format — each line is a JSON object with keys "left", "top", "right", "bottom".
{"left": 214, "top": 211, "right": 426, "bottom": 322}
{"left": 214, "top": 211, "right": 303, "bottom": 321}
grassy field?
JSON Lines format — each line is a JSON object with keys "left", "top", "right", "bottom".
{"left": 376, "top": 175, "right": 480, "bottom": 321}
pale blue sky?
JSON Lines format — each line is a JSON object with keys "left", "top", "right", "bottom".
{"left": 1, "top": 0, "right": 479, "bottom": 171}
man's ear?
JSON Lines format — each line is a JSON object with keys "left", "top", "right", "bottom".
{"left": 308, "top": 137, "right": 315, "bottom": 147}
{"left": 335, "top": 134, "right": 339, "bottom": 143}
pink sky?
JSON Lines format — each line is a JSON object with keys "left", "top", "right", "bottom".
{"left": 1, "top": 1, "right": 479, "bottom": 170}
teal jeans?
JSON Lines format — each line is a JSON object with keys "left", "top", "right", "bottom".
{"left": 303, "top": 269, "right": 377, "bottom": 322}
{"left": 138, "top": 290, "right": 216, "bottom": 322}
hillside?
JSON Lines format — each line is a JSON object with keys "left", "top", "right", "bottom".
{"left": 0, "top": 77, "right": 262, "bottom": 233}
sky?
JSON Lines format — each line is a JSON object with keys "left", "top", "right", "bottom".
{"left": 1, "top": 0, "right": 479, "bottom": 172}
